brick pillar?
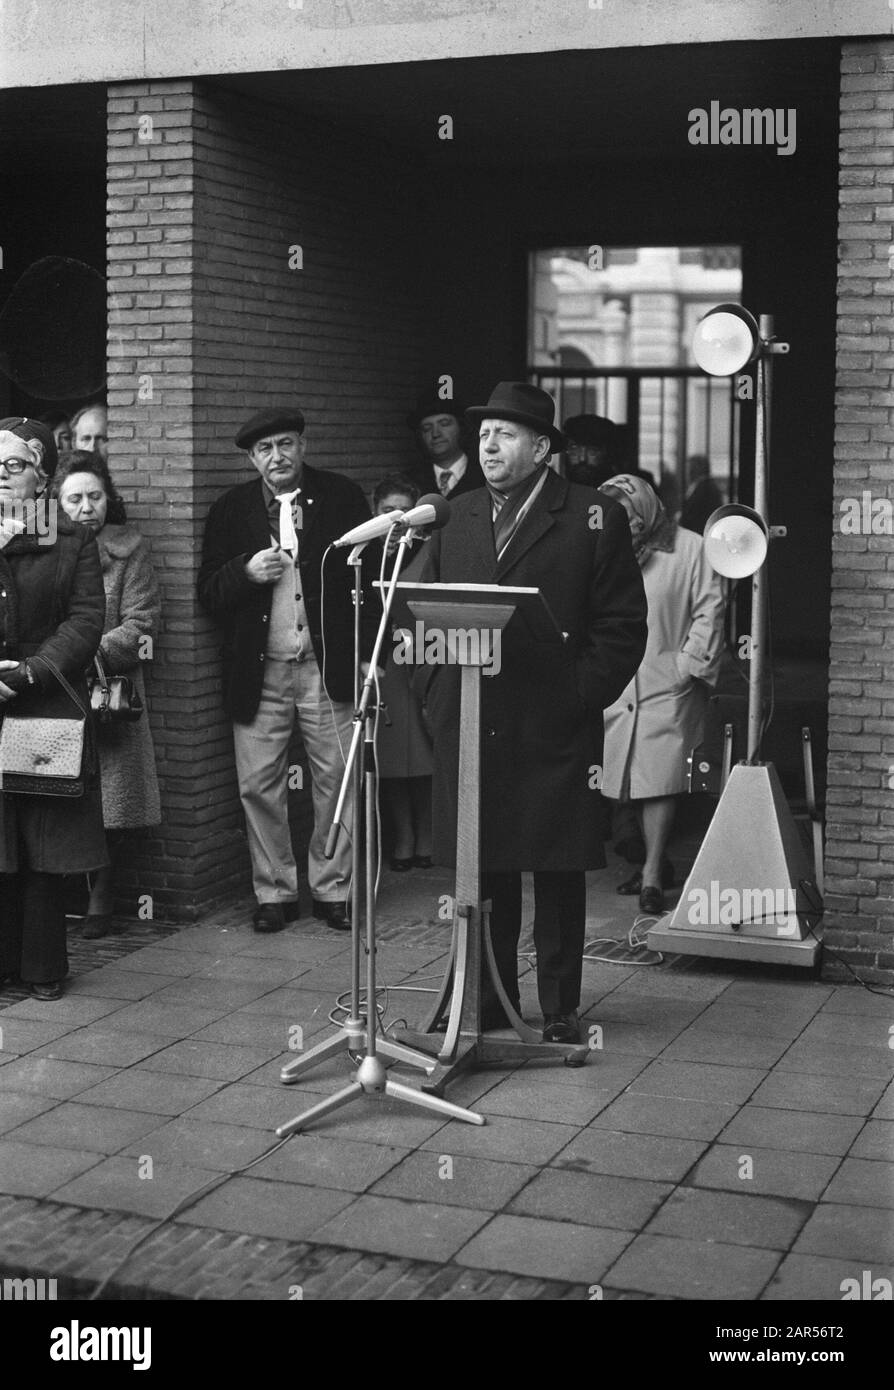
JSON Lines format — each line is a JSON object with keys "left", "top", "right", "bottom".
{"left": 107, "top": 80, "right": 249, "bottom": 921}
{"left": 824, "top": 41, "right": 894, "bottom": 982}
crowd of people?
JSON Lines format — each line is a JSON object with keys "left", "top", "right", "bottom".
{"left": 0, "top": 390, "right": 727, "bottom": 1037}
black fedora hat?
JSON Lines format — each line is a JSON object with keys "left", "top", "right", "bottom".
{"left": 563, "top": 414, "right": 618, "bottom": 448}
{"left": 465, "top": 382, "right": 565, "bottom": 454}
{"left": 405, "top": 394, "right": 465, "bottom": 431}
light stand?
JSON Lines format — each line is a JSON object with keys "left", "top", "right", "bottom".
{"left": 275, "top": 531, "right": 484, "bottom": 1135}
{"left": 649, "top": 307, "right": 823, "bottom": 967}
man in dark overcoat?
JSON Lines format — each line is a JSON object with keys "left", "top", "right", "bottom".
{"left": 420, "top": 383, "right": 648, "bottom": 1042}
{"left": 198, "top": 406, "right": 376, "bottom": 933}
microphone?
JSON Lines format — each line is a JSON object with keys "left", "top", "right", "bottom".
{"left": 333, "top": 510, "right": 406, "bottom": 548}
{"left": 401, "top": 492, "right": 451, "bottom": 532}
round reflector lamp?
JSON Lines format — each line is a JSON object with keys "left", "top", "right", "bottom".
{"left": 703, "top": 504, "right": 768, "bottom": 579}
{"left": 692, "top": 303, "right": 761, "bottom": 377}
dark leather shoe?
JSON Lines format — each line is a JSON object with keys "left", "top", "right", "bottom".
{"left": 412, "top": 855, "right": 433, "bottom": 869}
{"left": 542, "top": 1012, "right": 580, "bottom": 1044}
{"left": 312, "top": 899, "right": 351, "bottom": 932}
{"left": 639, "top": 885, "right": 665, "bottom": 914}
{"left": 253, "top": 903, "right": 286, "bottom": 934}
{"left": 389, "top": 857, "right": 414, "bottom": 872}
{"left": 30, "top": 981, "right": 64, "bottom": 1001}
{"left": 433, "top": 998, "right": 521, "bottom": 1032}
{"left": 282, "top": 900, "right": 303, "bottom": 923}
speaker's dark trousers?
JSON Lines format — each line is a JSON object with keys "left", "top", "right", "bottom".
{"left": 481, "top": 870, "right": 586, "bottom": 1016}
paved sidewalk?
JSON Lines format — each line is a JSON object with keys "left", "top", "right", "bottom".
{"left": 0, "top": 853, "right": 892, "bottom": 1301}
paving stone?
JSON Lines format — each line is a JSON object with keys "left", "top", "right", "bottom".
{"left": 176, "top": 1175, "right": 355, "bottom": 1241}
{"left": 60, "top": 969, "right": 180, "bottom": 1000}
{"left": 235, "top": 987, "right": 341, "bottom": 1020}
{"left": 139, "top": 1040, "right": 273, "bottom": 1080}
{"left": 455, "top": 1213, "right": 632, "bottom": 1285}
{"left": 150, "top": 978, "right": 273, "bottom": 1009}
{"left": 8, "top": 1101, "right": 166, "bottom": 1154}
{"left": 589, "top": 1093, "right": 739, "bottom": 1141}
{"left": 793, "top": 1203, "right": 894, "bottom": 1263}
{"left": 370, "top": 1151, "right": 537, "bottom": 1210}
{"left": 795, "top": 1012, "right": 894, "bottom": 1051}
{"left": 158, "top": 926, "right": 249, "bottom": 955}
{"left": 721, "top": 980, "right": 832, "bottom": 1010}
{"left": 199, "top": 956, "right": 307, "bottom": 985}
{"left": 51, "top": 1156, "right": 221, "bottom": 1218}
{"left": 774, "top": 1039, "right": 894, "bottom": 1080}
{"left": 718, "top": 1104, "right": 865, "bottom": 1156}
{"left": 646, "top": 1185, "right": 809, "bottom": 1249}
{"left": 822, "top": 1158, "right": 894, "bottom": 1208}
{"left": 628, "top": 1059, "right": 766, "bottom": 1105}
{"left": 254, "top": 1133, "right": 411, "bottom": 1191}
{"left": 819, "top": 986, "right": 894, "bottom": 1016}
{"left": 761, "top": 1252, "right": 894, "bottom": 1301}
{"left": 611, "top": 970, "right": 732, "bottom": 1002}
{"left": 33, "top": 1030, "right": 171, "bottom": 1068}
{"left": 509, "top": 1168, "right": 672, "bottom": 1230}
{"left": 604, "top": 1232, "right": 780, "bottom": 1299}
{"left": 0, "top": 1090, "right": 60, "bottom": 1135}
{"left": 311, "top": 1193, "right": 490, "bottom": 1262}
{"left": 0, "top": 995, "right": 126, "bottom": 1026}
{"left": 848, "top": 1120, "right": 894, "bottom": 1162}
{"left": 661, "top": 1029, "right": 790, "bottom": 1068}
{"left": 872, "top": 1082, "right": 894, "bottom": 1121}
{"left": 688, "top": 1144, "right": 840, "bottom": 1202}
{"left": 750, "top": 1070, "right": 888, "bottom": 1117}
{"left": 75, "top": 1069, "right": 223, "bottom": 1116}
{"left": 120, "top": 1117, "right": 276, "bottom": 1171}
{"left": 0, "top": 1138, "right": 101, "bottom": 1197}
{"left": 0, "top": 1056, "right": 115, "bottom": 1099}
{"left": 420, "top": 1113, "right": 578, "bottom": 1165}
{"left": 552, "top": 1128, "right": 707, "bottom": 1182}
{"left": 475, "top": 1075, "right": 615, "bottom": 1126}
{"left": 0, "top": 1016, "right": 79, "bottom": 1055}
{"left": 691, "top": 1002, "right": 820, "bottom": 1039}
{"left": 108, "top": 947, "right": 214, "bottom": 976}
{"left": 93, "top": 1000, "right": 231, "bottom": 1038}
{"left": 188, "top": 1013, "right": 299, "bottom": 1055}
{"left": 237, "top": 932, "right": 350, "bottom": 962}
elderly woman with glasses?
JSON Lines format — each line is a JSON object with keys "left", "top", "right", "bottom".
{"left": 0, "top": 429, "right": 107, "bottom": 1000}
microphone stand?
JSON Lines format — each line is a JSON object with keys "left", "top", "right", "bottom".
{"left": 276, "top": 527, "right": 484, "bottom": 1135}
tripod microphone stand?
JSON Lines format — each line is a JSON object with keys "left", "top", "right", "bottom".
{"left": 276, "top": 528, "right": 484, "bottom": 1135}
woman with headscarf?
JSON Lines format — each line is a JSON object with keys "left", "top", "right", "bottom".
{"left": 600, "top": 473, "right": 725, "bottom": 913}
{"left": 0, "top": 428, "right": 107, "bottom": 999}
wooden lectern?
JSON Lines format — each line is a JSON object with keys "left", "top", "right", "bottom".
{"left": 391, "top": 581, "right": 588, "bottom": 1096}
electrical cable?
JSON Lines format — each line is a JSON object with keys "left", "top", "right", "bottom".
{"left": 88, "top": 1131, "right": 294, "bottom": 1300}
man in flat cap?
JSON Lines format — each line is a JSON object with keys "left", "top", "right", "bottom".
{"left": 198, "top": 407, "right": 376, "bottom": 933}
{"left": 406, "top": 394, "right": 485, "bottom": 501}
{"left": 419, "top": 382, "right": 647, "bottom": 1042}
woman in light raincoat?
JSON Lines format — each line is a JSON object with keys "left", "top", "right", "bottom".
{"left": 601, "top": 474, "right": 725, "bottom": 913}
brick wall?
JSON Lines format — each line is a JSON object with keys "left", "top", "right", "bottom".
{"left": 824, "top": 40, "right": 894, "bottom": 983}
{"left": 107, "top": 79, "right": 432, "bottom": 919}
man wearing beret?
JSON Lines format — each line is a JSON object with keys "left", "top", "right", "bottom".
{"left": 420, "top": 383, "right": 647, "bottom": 1042}
{"left": 406, "top": 395, "right": 485, "bottom": 501}
{"left": 198, "top": 407, "right": 376, "bottom": 933}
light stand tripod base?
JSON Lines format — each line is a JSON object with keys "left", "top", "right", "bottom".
{"left": 648, "top": 762, "right": 823, "bottom": 968}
